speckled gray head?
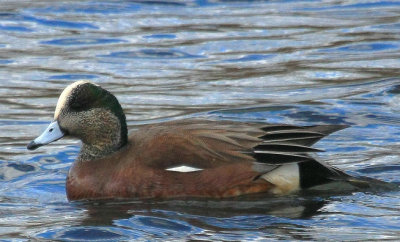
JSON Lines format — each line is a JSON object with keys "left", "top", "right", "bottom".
{"left": 27, "top": 80, "right": 127, "bottom": 156}
{"left": 27, "top": 81, "right": 91, "bottom": 150}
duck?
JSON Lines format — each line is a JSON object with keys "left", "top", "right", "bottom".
{"left": 27, "top": 80, "right": 381, "bottom": 201}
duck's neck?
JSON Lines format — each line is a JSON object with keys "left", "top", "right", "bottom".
{"left": 77, "top": 118, "right": 127, "bottom": 162}
{"left": 78, "top": 142, "right": 124, "bottom": 161}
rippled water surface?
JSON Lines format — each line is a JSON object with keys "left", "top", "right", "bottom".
{"left": 1, "top": 0, "right": 400, "bottom": 240}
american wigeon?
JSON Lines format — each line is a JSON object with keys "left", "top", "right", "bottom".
{"left": 27, "top": 80, "right": 380, "bottom": 201}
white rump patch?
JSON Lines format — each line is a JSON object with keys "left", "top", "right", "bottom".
{"left": 165, "top": 165, "right": 203, "bottom": 173}
{"left": 261, "top": 163, "right": 300, "bottom": 194}
{"left": 54, "top": 80, "right": 96, "bottom": 119}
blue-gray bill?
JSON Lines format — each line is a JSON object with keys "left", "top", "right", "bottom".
{"left": 27, "top": 121, "right": 65, "bottom": 150}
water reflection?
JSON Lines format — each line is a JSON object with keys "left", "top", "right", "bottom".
{"left": 41, "top": 38, "right": 125, "bottom": 46}
{"left": 54, "top": 197, "right": 327, "bottom": 240}
{"left": 99, "top": 49, "right": 203, "bottom": 59}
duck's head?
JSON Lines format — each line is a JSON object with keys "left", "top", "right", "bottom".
{"left": 27, "top": 81, "right": 127, "bottom": 159}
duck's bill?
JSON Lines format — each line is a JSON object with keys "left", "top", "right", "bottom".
{"left": 27, "top": 121, "right": 65, "bottom": 150}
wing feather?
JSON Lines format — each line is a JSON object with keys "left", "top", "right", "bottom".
{"left": 131, "top": 120, "right": 347, "bottom": 172}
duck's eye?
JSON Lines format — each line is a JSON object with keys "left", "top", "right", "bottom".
{"left": 71, "top": 102, "right": 82, "bottom": 110}
{"left": 70, "top": 100, "right": 90, "bottom": 112}
{"left": 68, "top": 85, "right": 97, "bottom": 112}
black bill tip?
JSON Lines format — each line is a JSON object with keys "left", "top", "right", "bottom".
{"left": 27, "top": 141, "right": 41, "bottom": 150}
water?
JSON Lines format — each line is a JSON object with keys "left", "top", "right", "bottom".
{"left": 0, "top": 0, "right": 400, "bottom": 240}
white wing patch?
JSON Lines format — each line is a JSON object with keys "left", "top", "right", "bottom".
{"left": 165, "top": 165, "right": 203, "bottom": 173}
{"left": 54, "top": 80, "right": 96, "bottom": 119}
{"left": 261, "top": 163, "right": 300, "bottom": 194}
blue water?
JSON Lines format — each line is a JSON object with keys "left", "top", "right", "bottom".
{"left": 0, "top": 0, "right": 400, "bottom": 240}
